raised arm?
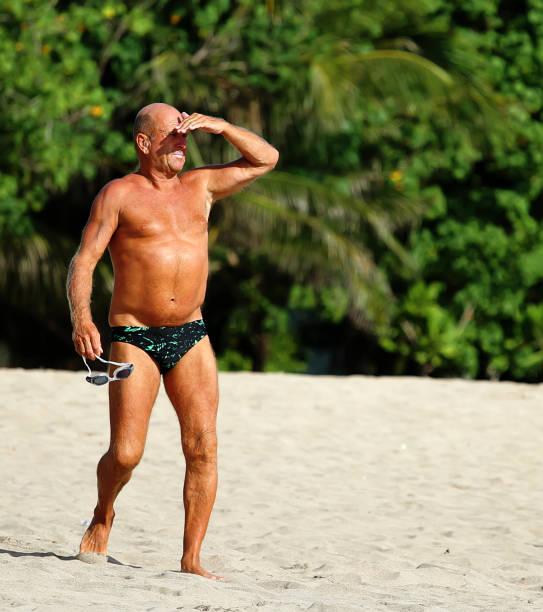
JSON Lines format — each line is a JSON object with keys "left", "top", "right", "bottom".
{"left": 67, "top": 181, "right": 121, "bottom": 359}
{"left": 176, "top": 113, "right": 279, "bottom": 202}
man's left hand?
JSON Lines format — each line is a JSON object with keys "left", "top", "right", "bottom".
{"left": 176, "top": 113, "right": 227, "bottom": 136}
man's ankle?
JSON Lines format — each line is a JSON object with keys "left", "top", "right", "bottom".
{"left": 92, "top": 507, "right": 115, "bottom": 525}
{"left": 181, "top": 551, "right": 200, "bottom": 566}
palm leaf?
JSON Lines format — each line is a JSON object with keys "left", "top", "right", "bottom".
{"left": 217, "top": 170, "right": 422, "bottom": 326}
{"left": 0, "top": 229, "right": 112, "bottom": 320}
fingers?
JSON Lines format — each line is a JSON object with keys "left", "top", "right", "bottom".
{"left": 82, "top": 336, "right": 95, "bottom": 360}
{"left": 74, "top": 335, "right": 86, "bottom": 357}
{"left": 176, "top": 113, "right": 224, "bottom": 135}
{"left": 91, "top": 329, "right": 103, "bottom": 357}
{"left": 72, "top": 323, "right": 103, "bottom": 360}
{"left": 73, "top": 335, "right": 92, "bottom": 359}
{"left": 177, "top": 113, "right": 203, "bottom": 134}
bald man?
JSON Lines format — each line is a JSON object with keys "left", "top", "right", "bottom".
{"left": 67, "top": 104, "right": 279, "bottom": 579}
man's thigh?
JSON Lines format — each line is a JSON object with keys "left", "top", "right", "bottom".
{"left": 162, "top": 335, "right": 219, "bottom": 435}
{"left": 108, "top": 341, "right": 162, "bottom": 448}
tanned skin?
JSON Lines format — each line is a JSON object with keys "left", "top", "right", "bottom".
{"left": 67, "top": 103, "right": 278, "bottom": 579}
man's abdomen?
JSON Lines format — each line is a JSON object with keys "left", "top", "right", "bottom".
{"left": 108, "top": 237, "right": 209, "bottom": 327}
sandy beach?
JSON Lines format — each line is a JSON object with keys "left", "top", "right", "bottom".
{"left": 2, "top": 369, "right": 543, "bottom": 611}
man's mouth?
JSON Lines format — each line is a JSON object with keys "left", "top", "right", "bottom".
{"left": 172, "top": 150, "right": 185, "bottom": 158}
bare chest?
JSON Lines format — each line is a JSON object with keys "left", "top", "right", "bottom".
{"left": 118, "top": 190, "right": 209, "bottom": 241}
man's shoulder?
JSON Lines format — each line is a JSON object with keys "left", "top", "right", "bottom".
{"left": 97, "top": 175, "right": 139, "bottom": 204}
{"left": 105, "top": 174, "right": 141, "bottom": 193}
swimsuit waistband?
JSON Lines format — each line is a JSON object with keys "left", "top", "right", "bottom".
{"left": 110, "top": 319, "right": 205, "bottom": 332}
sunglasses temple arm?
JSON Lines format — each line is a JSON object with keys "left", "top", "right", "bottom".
{"left": 82, "top": 356, "right": 93, "bottom": 375}
{"left": 94, "top": 354, "right": 132, "bottom": 367}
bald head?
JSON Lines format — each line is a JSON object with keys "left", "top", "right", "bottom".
{"left": 133, "top": 103, "right": 182, "bottom": 142}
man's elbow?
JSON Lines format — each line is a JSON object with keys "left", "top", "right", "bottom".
{"left": 68, "top": 250, "right": 97, "bottom": 278}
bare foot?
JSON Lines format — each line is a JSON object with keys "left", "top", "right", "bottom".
{"left": 77, "top": 551, "right": 107, "bottom": 565}
{"left": 79, "top": 515, "right": 113, "bottom": 556}
{"left": 181, "top": 557, "right": 225, "bottom": 581}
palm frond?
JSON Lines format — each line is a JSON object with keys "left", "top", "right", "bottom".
{"left": 301, "top": 45, "right": 500, "bottom": 134}
{"left": 0, "top": 234, "right": 66, "bottom": 314}
{"left": 216, "top": 169, "right": 423, "bottom": 326}
{"left": 223, "top": 188, "right": 390, "bottom": 326}
{"left": 257, "top": 171, "right": 421, "bottom": 267}
{"left": 0, "top": 229, "right": 112, "bottom": 319}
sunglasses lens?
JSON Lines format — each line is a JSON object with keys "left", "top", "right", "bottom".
{"left": 115, "top": 365, "right": 133, "bottom": 379}
{"left": 84, "top": 360, "right": 134, "bottom": 386}
{"left": 86, "top": 375, "right": 109, "bottom": 386}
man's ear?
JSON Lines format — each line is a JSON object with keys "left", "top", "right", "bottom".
{"left": 136, "top": 133, "right": 150, "bottom": 154}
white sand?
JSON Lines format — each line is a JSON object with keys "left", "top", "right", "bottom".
{"left": 2, "top": 369, "right": 543, "bottom": 611}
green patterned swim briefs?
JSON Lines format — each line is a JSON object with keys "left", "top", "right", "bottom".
{"left": 110, "top": 320, "right": 207, "bottom": 374}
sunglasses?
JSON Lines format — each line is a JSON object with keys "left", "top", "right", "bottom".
{"left": 82, "top": 354, "right": 134, "bottom": 386}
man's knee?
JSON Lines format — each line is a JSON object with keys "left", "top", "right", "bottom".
{"left": 108, "top": 444, "right": 144, "bottom": 472}
{"left": 182, "top": 429, "right": 218, "bottom": 464}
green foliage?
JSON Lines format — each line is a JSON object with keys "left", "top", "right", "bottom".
{"left": 206, "top": 249, "right": 307, "bottom": 373}
{"left": 0, "top": 0, "right": 542, "bottom": 380}
{"left": 289, "top": 284, "right": 350, "bottom": 325}
{"left": 374, "top": 0, "right": 543, "bottom": 380}
{"left": 379, "top": 281, "right": 479, "bottom": 377}
{"left": 1, "top": 1, "right": 108, "bottom": 235}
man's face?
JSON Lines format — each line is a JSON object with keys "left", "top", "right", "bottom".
{"left": 147, "top": 108, "right": 187, "bottom": 174}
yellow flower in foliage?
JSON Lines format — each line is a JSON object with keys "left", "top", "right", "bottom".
{"left": 42, "top": 44, "right": 51, "bottom": 55}
{"left": 170, "top": 14, "right": 181, "bottom": 24}
{"left": 15, "top": 41, "right": 23, "bottom": 51}
{"left": 389, "top": 170, "right": 403, "bottom": 182}
{"left": 90, "top": 106, "right": 103, "bottom": 117}
{"left": 102, "top": 6, "right": 116, "bottom": 19}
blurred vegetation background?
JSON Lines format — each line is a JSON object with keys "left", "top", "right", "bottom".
{"left": 1, "top": 0, "right": 542, "bottom": 380}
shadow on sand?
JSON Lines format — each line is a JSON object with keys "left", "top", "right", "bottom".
{"left": 0, "top": 548, "right": 141, "bottom": 568}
